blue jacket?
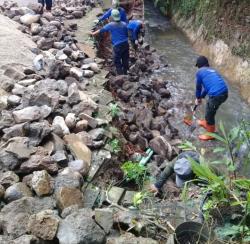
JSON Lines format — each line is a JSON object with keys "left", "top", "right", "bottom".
{"left": 127, "top": 20, "right": 142, "bottom": 41}
{"left": 99, "top": 7, "right": 128, "bottom": 23}
{"left": 100, "top": 21, "right": 128, "bottom": 47}
{"left": 196, "top": 67, "right": 228, "bottom": 98}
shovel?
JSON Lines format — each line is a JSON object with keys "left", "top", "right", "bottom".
{"left": 183, "top": 104, "right": 198, "bottom": 132}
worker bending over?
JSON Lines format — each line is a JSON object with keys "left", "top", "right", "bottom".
{"left": 91, "top": 9, "right": 129, "bottom": 75}
{"left": 195, "top": 56, "right": 228, "bottom": 141}
{"left": 150, "top": 151, "right": 200, "bottom": 193}
{"left": 98, "top": 0, "right": 128, "bottom": 23}
{"left": 127, "top": 20, "right": 144, "bottom": 49}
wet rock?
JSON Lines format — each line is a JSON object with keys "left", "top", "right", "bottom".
{"left": 0, "top": 196, "right": 55, "bottom": 238}
{"left": 20, "top": 14, "right": 40, "bottom": 26}
{"left": 20, "top": 151, "right": 58, "bottom": 175}
{"left": 4, "top": 182, "right": 33, "bottom": 203}
{"left": 27, "top": 210, "right": 59, "bottom": 240}
{"left": 6, "top": 137, "right": 37, "bottom": 160}
{"left": 37, "top": 37, "right": 54, "bottom": 50}
{"left": 95, "top": 208, "right": 113, "bottom": 234}
{"left": 7, "top": 95, "right": 21, "bottom": 106}
{"left": 107, "top": 233, "right": 158, "bottom": 244}
{"left": 52, "top": 116, "right": 70, "bottom": 135}
{"left": 56, "top": 187, "right": 83, "bottom": 211}
{"left": 75, "top": 119, "right": 88, "bottom": 132}
{"left": 0, "top": 171, "right": 19, "bottom": 188}
{"left": 13, "top": 105, "right": 52, "bottom": 123}
{"left": 2, "top": 123, "right": 26, "bottom": 140}
{"left": 54, "top": 167, "right": 83, "bottom": 192}
{"left": 57, "top": 208, "right": 106, "bottom": 244}
{"left": 31, "top": 170, "right": 53, "bottom": 196}
{"left": 30, "top": 23, "right": 41, "bottom": 35}
{"left": 68, "top": 160, "right": 88, "bottom": 176}
{"left": 149, "top": 136, "right": 173, "bottom": 160}
{"left": 64, "top": 134, "right": 92, "bottom": 169}
{"left": 68, "top": 83, "right": 81, "bottom": 105}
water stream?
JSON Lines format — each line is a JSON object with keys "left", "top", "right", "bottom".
{"left": 144, "top": 1, "right": 250, "bottom": 130}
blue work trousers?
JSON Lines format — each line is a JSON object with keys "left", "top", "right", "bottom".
{"left": 113, "top": 42, "right": 129, "bottom": 75}
{"left": 38, "top": 0, "right": 53, "bottom": 10}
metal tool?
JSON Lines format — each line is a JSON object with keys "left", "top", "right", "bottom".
{"left": 183, "top": 104, "right": 198, "bottom": 132}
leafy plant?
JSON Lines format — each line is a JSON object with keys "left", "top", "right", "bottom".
{"left": 108, "top": 138, "right": 122, "bottom": 154}
{"left": 108, "top": 103, "right": 120, "bottom": 118}
{"left": 133, "top": 191, "right": 149, "bottom": 207}
{"left": 178, "top": 140, "right": 197, "bottom": 151}
{"left": 121, "top": 161, "right": 148, "bottom": 188}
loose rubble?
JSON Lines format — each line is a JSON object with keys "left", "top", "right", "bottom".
{"left": 0, "top": 0, "right": 189, "bottom": 243}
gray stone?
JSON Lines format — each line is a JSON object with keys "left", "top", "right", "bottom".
{"left": 10, "top": 235, "right": 41, "bottom": 244}
{"left": 53, "top": 42, "right": 66, "bottom": 50}
{"left": 82, "top": 185, "right": 100, "bottom": 208}
{"left": 52, "top": 150, "right": 68, "bottom": 166}
{"left": 68, "top": 83, "right": 80, "bottom": 105}
{"left": 0, "top": 171, "right": 19, "bottom": 188}
{"left": 6, "top": 137, "right": 37, "bottom": 160}
{"left": 75, "top": 119, "right": 88, "bottom": 132}
{"left": 20, "top": 14, "right": 40, "bottom": 26}
{"left": 4, "top": 182, "right": 33, "bottom": 203}
{"left": 27, "top": 3, "right": 43, "bottom": 14}
{"left": 12, "top": 83, "right": 26, "bottom": 95}
{"left": 68, "top": 160, "right": 88, "bottom": 176}
{"left": 72, "top": 10, "right": 84, "bottom": 18}
{"left": 0, "top": 184, "right": 5, "bottom": 199}
{"left": 57, "top": 209, "right": 106, "bottom": 244}
{"left": 70, "top": 67, "right": 83, "bottom": 81}
{"left": 95, "top": 208, "right": 113, "bottom": 233}
{"left": 18, "top": 78, "right": 37, "bottom": 86}
{"left": 122, "top": 191, "right": 137, "bottom": 207}
{"left": 3, "top": 67, "right": 25, "bottom": 81}
{"left": 7, "top": 95, "right": 21, "bottom": 106}
{"left": 83, "top": 70, "right": 94, "bottom": 78}
{"left": 61, "top": 204, "right": 80, "bottom": 219}
{"left": 89, "top": 63, "right": 100, "bottom": 73}
{"left": 54, "top": 167, "right": 83, "bottom": 192}
{"left": 108, "top": 186, "right": 125, "bottom": 204}
{"left": 13, "top": 105, "right": 52, "bottom": 123}
{"left": 31, "top": 170, "right": 53, "bottom": 196}
{"left": 65, "top": 113, "right": 77, "bottom": 129}
{"left": 30, "top": 23, "right": 42, "bottom": 35}
{"left": 88, "top": 128, "right": 106, "bottom": 141}
{"left": 20, "top": 151, "right": 58, "bottom": 174}
{"left": 0, "top": 150, "right": 20, "bottom": 170}
{"left": 79, "top": 113, "right": 98, "bottom": 128}
{"left": 27, "top": 210, "right": 59, "bottom": 240}
{"left": 56, "top": 187, "right": 83, "bottom": 212}
{"left": 2, "top": 123, "right": 26, "bottom": 140}
{"left": 37, "top": 37, "right": 54, "bottom": 50}
{"left": 52, "top": 116, "right": 70, "bottom": 135}
{"left": 0, "top": 197, "right": 55, "bottom": 238}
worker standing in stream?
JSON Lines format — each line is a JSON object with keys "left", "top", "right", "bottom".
{"left": 127, "top": 20, "right": 144, "bottom": 50}
{"left": 194, "top": 56, "right": 228, "bottom": 141}
{"left": 91, "top": 9, "right": 129, "bottom": 75}
{"left": 97, "top": 0, "right": 128, "bottom": 23}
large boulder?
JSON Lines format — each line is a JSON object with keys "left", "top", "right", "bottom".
{"left": 20, "top": 14, "right": 40, "bottom": 26}
{"left": 0, "top": 197, "right": 55, "bottom": 238}
{"left": 57, "top": 209, "right": 106, "bottom": 244}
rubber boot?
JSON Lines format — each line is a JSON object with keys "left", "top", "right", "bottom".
{"left": 199, "top": 124, "right": 216, "bottom": 141}
{"left": 198, "top": 119, "right": 208, "bottom": 129}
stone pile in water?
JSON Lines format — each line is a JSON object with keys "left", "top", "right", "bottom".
{"left": 0, "top": 1, "right": 182, "bottom": 243}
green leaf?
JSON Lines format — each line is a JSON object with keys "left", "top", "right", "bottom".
{"left": 206, "top": 132, "right": 227, "bottom": 143}
{"left": 213, "top": 147, "right": 226, "bottom": 153}
{"left": 219, "top": 121, "right": 227, "bottom": 139}
{"left": 211, "top": 160, "right": 224, "bottom": 165}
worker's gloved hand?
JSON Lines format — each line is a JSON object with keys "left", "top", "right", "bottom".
{"left": 93, "top": 19, "right": 100, "bottom": 24}
{"left": 195, "top": 98, "right": 202, "bottom": 105}
{"left": 135, "top": 40, "right": 139, "bottom": 45}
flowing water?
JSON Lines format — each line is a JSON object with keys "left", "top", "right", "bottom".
{"left": 144, "top": 1, "right": 250, "bottom": 130}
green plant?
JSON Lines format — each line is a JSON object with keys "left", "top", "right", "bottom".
{"left": 121, "top": 161, "right": 148, "bottom": 188}
{"left": 178, "top": 140, "right": 197, "bottom": 151}
{"left": 108, "top": 103, "right": 120, "bottom": 118}
{"left": 133, "top": 191, "right": 149, "bottom": 207}
{"left": 108, "top": 138, "right": 122, "bottom": 154}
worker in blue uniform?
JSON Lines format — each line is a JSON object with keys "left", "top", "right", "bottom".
{"left": 127, "top": 19, "right": 144, "bottom": 49}
{"left": 194, "top": 56, "right": 228, "bottom": 140}
{"left": 98, "top": 0, "right": 128, "bottom": 23}
{"left": 91, "top": 9, "right": 129, "bottom": 75}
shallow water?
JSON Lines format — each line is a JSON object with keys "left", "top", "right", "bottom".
{"left": 144, "top": 1, "right": 250, "bottom": 130}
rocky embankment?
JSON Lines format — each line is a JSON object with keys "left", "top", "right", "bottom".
{"left": 0, "top": 1, "right": 193, "bottom": 243}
